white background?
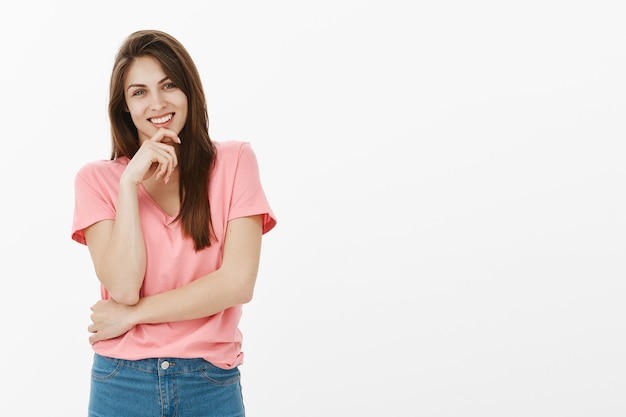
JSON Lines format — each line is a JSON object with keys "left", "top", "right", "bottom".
{"left": 1, "top": 1, "right": 624, "bottom": 416}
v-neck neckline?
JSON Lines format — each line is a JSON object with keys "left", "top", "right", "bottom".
{"left": 138, "top": 184, "right": 180, "bottom": 220}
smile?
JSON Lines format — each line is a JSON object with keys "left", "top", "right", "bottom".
{"left": 150, "top": 113, "right": 173, "bottom": 124}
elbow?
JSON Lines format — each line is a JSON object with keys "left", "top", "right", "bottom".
{"left": 231, "top": 273, "right": 256, "bottom": 305}
{"left": 106, "top": 278, "right": 142, "bottom": 305}
{"left": 101, "top": 277, "right": 141, "bottom": 305}
{"left": 238, "top": 286, "right": 254, "bottom": 305}
{"left": 110, "top": 292, "right": 140, "bottom": 306}
{"left": 95, "top": 268, "right": 143, "bottom": 306}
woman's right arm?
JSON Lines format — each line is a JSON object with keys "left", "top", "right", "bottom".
{"left": 84, "top": 128, "right": 180, "bottom": 305}
{"left": 84, "top": 180, "right": 146, "bottom": 305}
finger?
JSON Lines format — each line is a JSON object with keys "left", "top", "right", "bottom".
{"left": 91, "top": 300, "right": 104, "bottom": 310}
{"left": 150, "top": 128, "right": 181, "bottom": 145}
{"left": 153, "top": 157, "right": 174, "bottom": 181}
{"left": 153, "top": 160, "right": 169, "bottom": 180}
{"left": 150, "top": 147, "right": 178, "bottom": 182}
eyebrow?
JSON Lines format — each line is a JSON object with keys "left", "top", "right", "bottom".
{"left": 126, "top": 76, "right": 171, "bottom": 92}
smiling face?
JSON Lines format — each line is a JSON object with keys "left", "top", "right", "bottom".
{"left": 124, "top": 55, "right": 188, "bottom": 145}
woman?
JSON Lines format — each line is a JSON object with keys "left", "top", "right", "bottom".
{"left": 71, "top": 29, "right": 276, "bottom": 417}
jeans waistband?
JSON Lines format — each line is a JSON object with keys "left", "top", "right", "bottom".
{"left": 94, "top": 353, "right": 218, "bottom": 374}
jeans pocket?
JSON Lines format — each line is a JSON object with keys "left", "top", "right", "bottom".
{"left": 199, "top": 361, "right": 241, "bottom": 386}
{"left": 91, "top": 354, "right": 122, "bottom": 381}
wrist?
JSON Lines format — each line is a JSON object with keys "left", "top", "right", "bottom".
{"left": 127, "top": 299, "right": 144, "bottom": 327}
{"left": 119, "top": 175, "right": 142, "bottom": 190}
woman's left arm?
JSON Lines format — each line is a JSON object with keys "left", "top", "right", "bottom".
{"left": 88, "top": 215, "right": 263, "bottom": 344}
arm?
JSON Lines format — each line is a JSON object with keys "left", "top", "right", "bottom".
{"left": 84, "top": 181, "right": 146, "bottom": 305}
{"left": 88, "top": 215, "right": 263, "bottom": 344}
{"left": 84, "top": 128, "right": 180, "bottom": 305}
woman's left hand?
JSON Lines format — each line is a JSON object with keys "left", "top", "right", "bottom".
{"left": 88, "top": 299, "right": 136, "bottom": 345}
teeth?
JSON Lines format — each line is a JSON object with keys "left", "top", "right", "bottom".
{"left": 151, "top": 114, "right": 173, "bottom": 124}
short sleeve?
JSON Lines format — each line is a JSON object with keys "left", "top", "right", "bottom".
{"left": 71, "top": 162, "right": 117, "bottom": 245}
{"left": 228, "top": 142, "right": 277, "bottom": 234}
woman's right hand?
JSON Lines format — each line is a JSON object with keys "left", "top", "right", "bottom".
{"left": 122, "top": 128, "right": 181, "bottom": 186}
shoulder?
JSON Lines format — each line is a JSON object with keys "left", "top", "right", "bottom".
{"left": 77, "top": 157, "right": 129, "bottom": 175}
{"left": 213, "top": 140, "right": 259, "bottom": 169}
{"left": 214, "top": 140, "right": 253, "bottom": 158}
{"left": 75, "top": 158, "right": 129, "bottom": 186}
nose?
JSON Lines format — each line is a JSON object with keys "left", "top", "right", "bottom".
{"left": 149, "top": 91, "right": 166, "bottom": 110}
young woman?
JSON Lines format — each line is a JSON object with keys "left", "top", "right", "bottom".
{"left": 71, "top": 29, "right": 276, "bottom": 417}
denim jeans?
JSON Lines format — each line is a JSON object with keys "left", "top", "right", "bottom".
{"left": 88, "top": 353, "right": 245, "bottom": 417}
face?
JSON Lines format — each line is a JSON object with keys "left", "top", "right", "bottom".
{"left": 124, "top": 55, "right": 188, "bottom": 145}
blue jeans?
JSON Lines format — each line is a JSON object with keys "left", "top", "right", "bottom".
{"left": 88, "top": 353, "right": 245, "bottom": 417}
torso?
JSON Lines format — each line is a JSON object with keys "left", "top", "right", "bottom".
{"left": 141, "top": 171, "right": 180, "bottom": 217}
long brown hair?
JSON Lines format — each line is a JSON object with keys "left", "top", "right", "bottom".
{"left": 108, "top": 29, "right": 216, "bottom": 251}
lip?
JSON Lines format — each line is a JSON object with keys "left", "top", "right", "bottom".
{"left": 149, "top": 112, "right": 174, "bottom": 127}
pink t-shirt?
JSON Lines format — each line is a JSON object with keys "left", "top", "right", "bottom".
{"left": 72, "top": 140, "right": 276, "bottom": 369}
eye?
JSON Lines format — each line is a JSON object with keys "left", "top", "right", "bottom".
{"left": 131, "top": 89, "right": 146, "bottom": 97}
{"left": 163, "top": 82, "right": 177, "bottom": 90}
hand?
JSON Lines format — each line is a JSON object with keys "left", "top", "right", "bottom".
{"left": 122, "top": 128, "right": 181, "bottom": 185}
{"left": 88, "top": 299, "right": 136, "bottom": 345}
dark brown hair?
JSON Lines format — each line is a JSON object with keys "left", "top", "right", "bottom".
{"left": 108, "top": 29, "right": 216, "bottom": 251}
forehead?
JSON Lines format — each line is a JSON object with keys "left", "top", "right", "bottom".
{"left": 125, "top": 55, "right": 167, "bottom": 86}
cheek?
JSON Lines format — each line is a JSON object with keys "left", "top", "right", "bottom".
{"left": 126, "top": 104, "right": 144, "bottom": 124}
{"left": 175, "top": 100, "right": 189, "bottom": 124}
{"left": 175, "top": 92, "right": 188, "bottom": 111}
